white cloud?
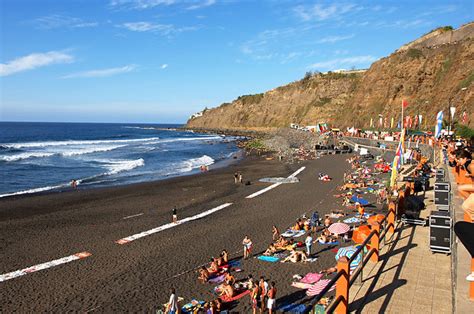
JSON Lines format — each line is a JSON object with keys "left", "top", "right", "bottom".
{"left": 161, "top": 64, "right": 168, "bottom": 69}
{"left": 294, "top": 3, "right": 360, "bottom": 21}
{"left": 62, "top": 65, "right": 137, "bottom": 78}
{"left": 33, "top": 14, "right": 98, "bottom": 29}
{"left": 316, "top": 34, "right": 354, "bottom": 44}
{"left": 308, "top": 55, "right": 377, "bottom": 70}
{"left": 0, "top": 51, "right": 74, "bottom": 77}
{"left": 119, "top": 22, "right": 198, "bottom": 35}
{"left": 109, "top": 0, "right": 176, "bottom": 10}
{"left": 187, "top": 0, "right": 216, "bottom": 10}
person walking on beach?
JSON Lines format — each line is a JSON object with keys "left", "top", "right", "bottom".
{"left": 71, "top": 179, "right": 77, "bottom": 189}
{"left": 238, "top": 172, "right": 243, "bottom": 183}
{"left": 234, "top": 172, "right": 239, "bottom": 184}
{"left": 172, "top": 206, "right": 178, "bottom": 224}
{"left": 165, "top": 288, "right": 178, "bottom": 314}
{"left": 267, "top": 282, "right": 277, "bottom": 314}
{"left": 242, "top": 235, "right": 253, "bottom": 259}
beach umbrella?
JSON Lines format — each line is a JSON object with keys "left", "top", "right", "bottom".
{"left": 368, "top": 214, "right": 385, "bottom": 226}
{"left": 335, "top": 246, "right": 362, "bottom": 270}
{"left": 306, "top": 279, "right": 335, "bottom": 296}
{"left": 352, "top": 225, "right": 371, "bottom": 244}
{"left": 328, "top": 222, "right": 350, "bottom": 235}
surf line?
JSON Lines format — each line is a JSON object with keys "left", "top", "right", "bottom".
{"left": 122, "top": 213, "right": 144, "bottom": 220}
{"left": 246, "top": 166, "right": 306, "bottom": 199}
{"left": 116, "top": 203, "right": 233, "bottom": 245}
{"left": 0, "top": 252, "right": 91, "bottom": 283}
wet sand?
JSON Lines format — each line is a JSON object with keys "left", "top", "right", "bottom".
{"left": 0, "top": 153, "right": 361, "bottom": 312}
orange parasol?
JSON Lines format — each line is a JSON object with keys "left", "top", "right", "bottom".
{"left": 352, "top": 225, "right": 371, "bottom": 244}
{"left": 367, "top": 214, "right": 385, "bottom": 226}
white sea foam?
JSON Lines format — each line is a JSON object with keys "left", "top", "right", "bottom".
{"left": 101, "top": 158, "right": 145, "bottom": 175}
{"left": 0, "top": 152, "right": 55, "bottom": 162}
{"left": 159, "top": 136, "right": 222, "bottom": 143}
{"left": 61, "top": 145, "right": 125, "bottom": 157}
{"left": 1, "top": 137, "right": 160, "bottom": 149}
{"left": 123, "top": 126, "right": 157, "bottom": 130}
{"left": 0, "top": 183, "right": 67, "bottom": 198}
{"left": 177, "top": 155, "right": 214, "bottom": 173}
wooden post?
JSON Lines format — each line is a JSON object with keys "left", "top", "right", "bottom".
{"left": 335, "top": 256, "right": 350, "bottom": 314}
{"left": 370, "top": 223, "right": 380, "bottom": 262}
{"left": 388, "top": 202, "right": 396, "bottom": 234}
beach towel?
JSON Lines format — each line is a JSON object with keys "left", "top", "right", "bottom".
{"left": 182, "top": 300, "right": 205, "bottom": 313}
{"left": 300, "top": 272, "right": 324, "bottom": 284}
{"left": 318, "top": 240, "right": 339, "bottom": 245}
{"left": 273, "top": 252, "right": 289, "bottom": 259}
{"left": 227, "top": 260, "right": 241, "bottom": 267}
{"left": 220, "top": 289, "right": 250, "bottom": 303}
{"left": 306, "top": 279, "right": 335, "bottom": 296}
{"left": 281, "top": 230, "right": 306, "bottom": 238}
{"left": 350, "top": 195, "right": 369, "bottom": 205}
{"left": 208, "top": 274, "right": 226, "bottom": 284}
{"left": 343, "top": 217, "right": 362, "bottom": 224}
{"left": 257, "top": 255, "right": 280, "bottom": 263}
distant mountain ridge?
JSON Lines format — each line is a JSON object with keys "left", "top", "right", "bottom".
{"left": 186, "top": 22, "right": 474, "bottom": 131}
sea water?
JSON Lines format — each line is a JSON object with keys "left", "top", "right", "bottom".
{"left": 0, "top": 122, "right": 240, "bottom": 198}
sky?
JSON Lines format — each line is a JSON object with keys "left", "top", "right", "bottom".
{"left": 0, "top": 0, "right": 472, "bottom": 123}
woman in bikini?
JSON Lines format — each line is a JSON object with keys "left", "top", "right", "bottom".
{"left": 281, "top": 249, "right": 308, "bottom": 263}
{"left": 220, "top": 250, "right": 229, "bottom": 264}
{"left": 207, "top": 258, "right": 219, "bottom": 273}
{"left": 272, "top": 225, "right": 280, "bottom": 241}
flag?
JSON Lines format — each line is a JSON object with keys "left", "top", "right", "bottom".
{"left": 462, "top": 111, "right": 468, "bottom": 124}
{"left": 418, "top": 115, "right": 423, "bottom": 127}
{"left": 414, "top": 115, "right": 419, "bottom": 128}
{"left": 384, "top": 117, "right": 388, "bottom": 128}
{"left": 391, "top": 117, "right": 394, "bottom": 129}
{"left": 379, "top": 114, "right": 383, "bottom": 127}
{"left": 402, "top": 99, "right": 408, "bottom": 108}
{"left": 435, "top": 111, "right": 444, "bottom": 138}
{"left": 408, "top": 116, "right": 413, "bottom": 129}
{"left": 390, "top": 128, "right": 406, "bottom": 187}
{"left": 450, "top": 107, "right": 456, "bottom": 120}
{"left": 370, "top": 118, "right": 373, "bottom": 128}
{"left": 397, "top": 120, "right": 401, "bottom": 129}
{"left": 404, "top": 116, "right": 410, "bottom": 128}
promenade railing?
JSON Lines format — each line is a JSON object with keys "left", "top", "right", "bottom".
{"left": 303, "top": 199, "right": 398, "bottom": 314}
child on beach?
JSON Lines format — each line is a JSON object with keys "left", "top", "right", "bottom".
{"left": 242, "top": 235, "right": 253, "bottom": 259}
{"left": 172, "top": 206, "right": 178, "bottom": 223}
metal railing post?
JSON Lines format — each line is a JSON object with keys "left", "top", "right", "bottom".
{"left": 335, "top": 256, "right": 350, "bottom": 314}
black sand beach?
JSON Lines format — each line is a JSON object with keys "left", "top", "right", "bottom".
{"left": 0, "top": 153, "right": 357, "bottom": 312}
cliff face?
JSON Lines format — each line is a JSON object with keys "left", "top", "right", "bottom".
{"left": 187, "top": 23, "right": 474, "bottom": 130}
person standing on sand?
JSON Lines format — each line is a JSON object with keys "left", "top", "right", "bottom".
{"left": 259, "top": 276, "right": 269, "bottom": 313}
{"left": 172, "top": 206, "right": 178, "bottom": 223}
{"left": 165, "top": 288, "right": 178, "bottom": 314}
{"left": 239, "top": 172, "right": 243, "bottom": 183}
{"left": 242, "top": 235, "right": 252, "bottom": 259}
{"left": 305, "top": 232, "right": 313, "bottom": 256}
{"left": 234, "top": 172, "right": 239, "bottom": 184}
{"left": 71, "top": 179, "right": 77, "bottom": 189}
{"left": 267, "top": 282, "right": 277, "bottom": 314}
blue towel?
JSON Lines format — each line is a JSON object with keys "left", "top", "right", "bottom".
{"left": 278, "top": 303, "right": 307, "bottom": 313}
{"left": 257, "top": 255, "right": 280, "bottom": 262}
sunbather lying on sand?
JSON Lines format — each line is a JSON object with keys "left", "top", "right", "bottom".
{"left": 218, "top": 282, "right": 235, "bottom": 298}
{"left": 198, "top": 266, "right": 210, "bottom": 283}
{"left": 225, "top": 271, "right": 235, "bottom": 285}
{"left": 263, "top": 243, "right": 277, "bottom": 256}
{"left": 281, "top": 249, "right": 308, "bottom": 263}
{"left": 207, "top": 258, "right": 219, "bottom": 273}
{"left": 274, "top": 236, "right": 288, "bottom": 249}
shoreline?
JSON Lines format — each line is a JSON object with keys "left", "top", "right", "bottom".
{"left": 0, "top": 142, "right": 245, "bottom": 202}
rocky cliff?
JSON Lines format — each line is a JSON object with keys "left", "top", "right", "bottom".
{"left": 186, "top": 23, "right": 474, "bottom": 131}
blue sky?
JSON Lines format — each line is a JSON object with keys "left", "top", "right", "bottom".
{"left": 0, "top": 0, "right": 472, "bottom": 123}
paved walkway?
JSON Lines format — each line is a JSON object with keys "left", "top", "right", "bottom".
{"left": 348, "top": 178, "right": 453, "bottom": 313}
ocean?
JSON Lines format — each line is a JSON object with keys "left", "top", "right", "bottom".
{"left": 0, "top": 122, "right": 240, "bottom": 198}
